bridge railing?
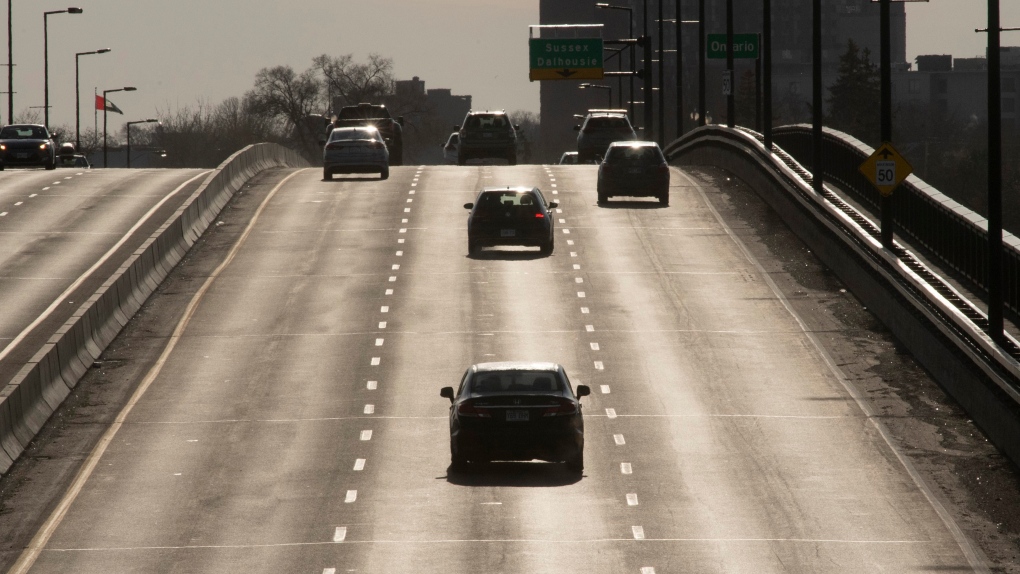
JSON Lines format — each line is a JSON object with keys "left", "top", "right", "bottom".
{"left": 770, "top": 124, "right": 1020, "bottom": 320}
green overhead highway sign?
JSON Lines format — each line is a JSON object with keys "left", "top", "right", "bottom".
{"left": 529, "top": 38, "right": 604, "bottom": 81}
{"left": 707, "top": 34, "right": 760, "bottom": 59}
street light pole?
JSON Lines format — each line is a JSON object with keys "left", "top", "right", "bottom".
{"left": 658, "top": 0, "right": 665, "bottom": 144}
{"left": 126, "top": 118, "right": 158, "bottom": 168}
{"left": 988, "top": 0, "right": 1004, "bottom": 342}
{"left": 44, "top": 7, "right": 83, "bottom": 128}
{"left": 75, "top": 48, "right": 110, "bottom": 151}
{"left": 812, "top": 0, "right": 823, "bottom": 195}
{"left": 102, "top": 86, "right": 136, "bottom": 167}
{"left": 675, "top": 1, "right": 683, "bottom": 137}
{"left": 726, "top": 0, "right": 735, "bottom": 127}
{"left": 698, "top": 0, "right": 706, "bottom": 127}
{"left": 596, "top": 4, "right": 635, "bottom": 121}
{"left": 7, "top": 0, "right": 12, "bottom": 124}
{"left": 763, "top": 0, "right": 773, "bottom": 150}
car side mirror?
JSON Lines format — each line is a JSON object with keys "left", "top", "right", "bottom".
{"left": 576, "top": 385, "right": 591, "bottom": 398}
{"left": 440, "top": 387, "right": 455, "bottom": 403}
{"left": 548, "top": 201, "right": 559, "bottom": 209}
{"left": 463, "top": 203, "right": 474, "bottom": 209}
{"left": 573, "top": 125, "right": 581, "bottom": 131}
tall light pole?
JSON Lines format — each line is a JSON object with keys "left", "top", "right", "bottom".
{"left": 7, "top": 0, "right": 12, "bottom": 124}
{"left": 658, "top": 0, "right": 665, "bottom": 144}
{"left": 126, "top": 118, "right": 158, "bottom": 168}
{"left": 698, "top": 0, "right": 706, "bottom": 127}
{"left": 596, "top": 3, "right": 635, "bottom": 121}
{"left": 75, "top": 48, "right": 110, "bottom": 150}
{"left": 102, "top": 86, "right": 136, "bottom": 167}
{"left": 43, "top": 7, "right": 82, "bottom": 128}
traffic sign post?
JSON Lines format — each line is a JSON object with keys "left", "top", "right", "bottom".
{"left": 707, "top": 33, "right": 760, "bottom": 59}
{"left": 859, "top": 142, "right": 913, "bottom": 249}
{"left": 529, "top": 38, "right": 604, "bottom": 81}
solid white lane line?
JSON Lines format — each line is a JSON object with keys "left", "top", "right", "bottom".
{"left": 354, "top": 458, "right": 366, "bottom": 471}
{"left": 586, "top": 325, "right": 595, "bottom": 332}
{"left": 594, "top": 361, "right": 604, "bottom": 370}
{"left": 632, "top": 527, "right": 645, "bottom": 540}
{"left": 334, "top": 527, "right": 347, "bottom": 542}
{"left": 364, "top": 405, "right": 375, "bottom": 414}
{"left": 581, "top": 307, "right": 590, "bottom": 313}
{"left": 345, "top": 490, "right": 358, "bottom": 503}
{"left": 375, "top": 338, "right": 384, "bottom": 346}
{"left": 378, "top": 322, "right": 387, "bottom": 329}
{"left": 4, "top": 168, "right": 297, "bottom": 574}
{"left": 0, "top": 170, "right": 212, "bottom": 365}
{"left": 381, "top": 306, "right": 389, "bottom": 313}
{"left": 600, "top": 385, "right": 610, "bottom": 394}
{"left": 367, "top": 381, "right": 378, "bottom": 390}
{"left": 590, "top": 342, "right": 600, "bottom": 351}
{"left": 606, "top": 408, "right": 617, "bottom": 418}
{"left": 627, "top": 494, "right": 639, "bottom": 506}
{"left": 621, "top": 463, "right": 633, "bottom": 474}
{"left": 614, "top": 434, "right": 626, "bottom": 445}
{"left": 360, "top": 430, "right": 373, "bottom": 441}
{"left": 371, "top": 357, "right": 381, "bottom": 366}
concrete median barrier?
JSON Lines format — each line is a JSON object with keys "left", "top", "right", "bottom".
{"left": 0, "top": 143, "right": 308, "bottom": 475}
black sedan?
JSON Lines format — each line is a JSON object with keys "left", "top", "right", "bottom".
{"left": 0, "top": 124, "right": 57, "bottom": 170}
{"left": 464, "top": 186, "right": 558, "bottom": 255}
{"left": 441, "top": 362, "right": 590, "bottom": 473}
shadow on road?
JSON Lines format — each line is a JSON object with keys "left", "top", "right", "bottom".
{"left": 444, "top": 461, "right": 582, "bottom": 487}
{"left": 597, "top": 200, "right": 667, "bottom": 209}
{"left": 466, "top": 248, "right": 547, "bottom": 261}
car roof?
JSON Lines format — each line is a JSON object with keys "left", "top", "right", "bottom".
{"left": 585, "top": 110, "right": 628, "bottom": 117}
{"left": 480, "top": 186, "right": 539, "bottom": 194}
{"left": 472, "top": 361, "right": 561, "bottom": 373}
{"left": 607, "top": 140, "right": 660, "bottom": 148}
{"left": 4, "top": 123, "right": 46, "bottom": 129}
{"left": 561, "top": 151, "right": 578, "bottom": 156}
{"left": 466, "top": 110, "right": 507, "bottom": 115}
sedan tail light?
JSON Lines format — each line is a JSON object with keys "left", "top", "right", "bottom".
{"left": 457, "top": 402, "right": 491, "bottom": 418}
{"left": 542, "top": 398, "right": 578, "bottom": 417}
{"left": 534, "top": 213, "right": 545, "bottom": 219}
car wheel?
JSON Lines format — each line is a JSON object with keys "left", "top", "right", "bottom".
{"left": 566, "top": 449, "right": 583, "bottom": 473}
{"left": 597, "top": 191, "right": 608, "bottom": 205}
{"left": 323, "top": 168, "right": 332, "bottom": 180}
{"left": 380, "top": 167, "right": 389, "bottom": 180}
{"left": 45, "top": 160, "right": 56, "bottom": 171}
{"left": 457, "top": 152, "right": 466, "bottom": 166}
{"left": 540, "top": 238, "right": 554, "bottom": 256}
{"left": 659, "top": 192, "right": 669, "bottom": 206}
{"left": 507, "top": 151, "right": 517, "bottom": 166}
{"left": 468, "top": 239, "right": 481, "bottom": 256}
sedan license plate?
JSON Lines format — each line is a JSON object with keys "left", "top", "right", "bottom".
{"left": 483, "top": 132, "right": 493, "bottom": 138}
{"left": 15, "top": 153, "right": 29, "bottom": 159}
{"left": 500, "top": 229, "right": 516, "bottom": 237}
{"left": 506, "top": 410, "right": 529, "bottom": 422}
{"left": 628, "top": 167, "right": 642, "bottom": 175}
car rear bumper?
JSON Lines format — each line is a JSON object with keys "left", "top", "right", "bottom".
{"left": 453, "top": 426, "right": 583, "bottom": 462}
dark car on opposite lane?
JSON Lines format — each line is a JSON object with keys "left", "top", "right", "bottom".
{"left": 0, "top": 124, "right": 57, "bottom": 170}
{"left": 456, "top": 110, "right": 518, "bottom": 165}
{"left": 464, "top": 186, "right": 557, "bottom": 255}
{"left": 441, "top": 362, "right": 590, "bottom": 473}
{"left": 574, "top": 109, "right": 637, "bottom": 163}
{"left": 597, "top": 141, "right": 670, "bottom": 206}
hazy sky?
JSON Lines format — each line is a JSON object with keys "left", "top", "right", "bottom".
{"left": 7, "top": 0, "right": 1020, "bottom": 131}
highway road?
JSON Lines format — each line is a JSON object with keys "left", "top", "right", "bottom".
{"left": 0, "top": 164, "right": 992, "bottom": 572}
{"left": 0, "top": 167, "right": 208, "bottom": 382}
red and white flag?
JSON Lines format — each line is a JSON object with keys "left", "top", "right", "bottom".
{"left": 95, "top": 95, "right": 123, "bottom": 114}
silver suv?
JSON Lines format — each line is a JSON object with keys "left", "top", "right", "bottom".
{"left": 574, "top": 110, "right": 637, "bottom": 163}
{"left": 456, "top": 110, "right": 518, "bottom": 165}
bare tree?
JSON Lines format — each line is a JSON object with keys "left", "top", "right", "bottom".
{"left": 315, "top": 53, "right": 395, "bottom": 111}
{"left": 247, "top": 65, "right": 323, "bottom": 159}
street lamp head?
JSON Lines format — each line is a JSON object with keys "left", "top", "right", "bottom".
{"left": 97, "top": 48, "right": 111, "bottom": 54}
{"left": 579, "top": 83, "right": 591, "bottom": 89}
{"left": 67, "top": 7, "right": 83, "bottom": 13}
{"left": 123, "top": 87, "right": 137, "bottom": 91}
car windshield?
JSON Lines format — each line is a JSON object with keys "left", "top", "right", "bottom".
{"left": 469, "top": 371, "right": 563, "bottom": 395}
{"left": 465, "top": 115, "right": 509, "bottom": 130}
{"left": 474, "top": 191, "right": 540, "bottom": 214}
{"left": 585, "top": 117, "right": 631, "bottom": 131}
{"left": 606, "top": 145, "right": 663, "bottom": 164}
{"left": 0, "top": 126, "right": 48, "bottom": 139}
{"left": 329, "top": 128, "right": 381, "bottom": 142}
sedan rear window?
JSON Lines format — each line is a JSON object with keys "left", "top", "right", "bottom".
{"left": 606, "top": 145, "right": 663, "bottom": 164}
{"left": 0, "top": 126, "right": 47, "bottom": 139}
{"left": 465, "top": 115, "right": 509, "bottom": 130}
{"left": 584, "top": 117, "right": 631, "bottom": 130}
{"left": 474, "top": 192, "right": 540, "bottom": 214}
{"left": 469, "top": 371, "right": 563, "bottom": 395}
{"left": 329, "top": 128, "right": 382, "bottom": 142}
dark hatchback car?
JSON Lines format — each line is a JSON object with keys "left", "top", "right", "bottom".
{"left": 441, "top": 362, "right": 590, "bottom": 473}
{"left": 456, "top": 110, "right": 518, "bottom": 165}
{"left": 597, "top": 141, "right": 671, "bottom": 206}
{"left": 464, "top": 186, "right": 558, "bottom": 255}
{"left": 0, "top": 124, "right": 57, "bottom": 170}
{"left": 574, "top": 110, "right": 637, "bottom": 163}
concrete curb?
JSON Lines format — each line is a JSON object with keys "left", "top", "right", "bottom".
{"left": 0, "top": 143, "right": 309, "bottom": 475}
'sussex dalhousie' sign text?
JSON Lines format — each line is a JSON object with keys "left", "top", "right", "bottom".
{"left": 529, "top": 38, "right": 604, "bottom": 81}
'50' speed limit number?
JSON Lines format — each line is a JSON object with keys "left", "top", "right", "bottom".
{"left": 875, "top": 160, "right": 896, "bottom": 187}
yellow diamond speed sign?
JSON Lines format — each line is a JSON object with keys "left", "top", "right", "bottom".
{"left": 859, "top": 143, "right": 913, "bottom": 197}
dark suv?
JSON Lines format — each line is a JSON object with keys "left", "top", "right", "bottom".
{"left": 597, "top": 141, "right": 670, "bottom": 206}
{"left": 456, "top": 110, "right": 518, "bottom": 165}
{"left": 574, "top": 110, "right": 637, "bottom": 163}
{"left": 0, "top": 124, "right": 57, "bottom": 170}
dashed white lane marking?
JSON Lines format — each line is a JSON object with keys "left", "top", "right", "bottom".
{"left": 371, "top": 357, "right": 381, "bottom": 366}
{"left": 14, "top": 201, "right": 22, "bottom": 206}
{"left": 411, "top": 182, "right": 417, "bottom": 186}
{"left": 562, "top": 229, "right": 571, "bottom": 234}
{"left": 403, "top": 208, "right": 411, "bottom": 213}
{"left": 381, "top": 306, "right": 389, "bottom": 313}
{"left": 29, "top": 193, "right": 37, "bottom": 197}
{"left": 402, "top": 218, "right": 408, "bottom": 223}
{"left": 606, "top": 408, "right": 617, "bottom": 418}
{"left": 627, "top": 493, "right": 639, "bottom": 506}
{"left": 63, "top": 176, "right": 71, "bottom": 180}
{"left": 378, "top": 322, "right": 387, "bottom": 329}
{"left": 354, "top": 458, "right": 367, "bottom": 470}
{"left": 345, "top": 490, "right": 358, "bottom": 503}
{"left": 567, "top": 240, "right": 575, "bottom": 245}
{"left": 577, "top": 292, "right": 586, "bottom": 298}
{"left": 385, "top": 289, "right": 393, "bottom": 295}
{"left": 364, "top": 404, "right": 375, "bottom": 414}
{"left": 406, "top": 198, "right": 413, "bottom": 203}
{"left": 0, "top": 212, "right": 6, "bottom": 217}
{"left": 574, "top": 264, "right": 581, "bottom": 270}
{"left": 581, "top": 307, "right": 590, "bottom": 314}
{"left": 621, "top": 463, "right": 633, "bottom": 474}
{"left": 409, "top": 190, "right": 415, "bottom": 194}
{"left": 52, "top": 181, "right": 60, "bottom": 185}
{"left": 641, "top": 568, "right": 656, "bottom": 574}
{"left": 360, "top": 430, "right": 373, "bottom": 441}
{"left": 559, "top": 219, "right": 566, "bottom": 223}
{"left": 553, "top": 190, "right": 558, "bottom": 194}
{"left": 391, "top": 264, "right": 400, "bottom": 270}
{"left": 632, "top": 526, "right": 645, "bottom": 540}
{"left": 395, "top": 251, "right": 403, "bottom": 256}
{"left": 375, "top": 338, "right": 384, "bottom": 346}
{"left": 333, "top": 527, "right": 347, "bottom": 542}
{"left": 590, "top": 342, "right": 600, "bottom": 351}
{"left": 575, "top": 277, "right": 584, "bottom": 284}
{"left": 614, "top": 434, "right": 626, "bottom": 445}
{"left": 389, "top": 276, "right": 397, "bottom": 281}
{"left": 600, "top": 385, "right": 611, "bottom": 394}
{"left": 399, "top": 228, "right": 407, "bottom": 233}
{"left": 586, "top": 325, "right": 595, "bottom": 332}
{"left": 42, "top": 187, "right": 49, "bottom": 191}
{"left": 398, "top": 239, "right": 405, "bottom": 244}
{"left": 570, "top": 252, "right": 578, "bottom": 257}
{"left": 324, "top": 568, "right": 337, "bottom": 574}
{"left": 367, "top": 381, "right": 378, "bottom": 390}
{"left": 555, "top": 208, "right": 562, "bottom": 214}
{"left": 594, "top": 361, "right": 604, "bottom": 370}
{"left": 551, "top": 184, "right": 557, "bottom": 188}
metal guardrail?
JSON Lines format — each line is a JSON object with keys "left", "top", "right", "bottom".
{"left": 770, "top": 124, "right": 1020, "bottom": 321}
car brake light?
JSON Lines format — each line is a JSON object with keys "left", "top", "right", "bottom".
{"left": 542, "top": 398, "right": 578, "bottom": 417}
{"left": 534, "top": 213, "right": 545, "bottom": 218}
{"left": 457, "top": 402, "right": 491, "bottom": 418}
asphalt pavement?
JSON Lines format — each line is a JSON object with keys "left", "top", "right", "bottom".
{"left": 0, "top": 164, "right": 991, "bottom": 572}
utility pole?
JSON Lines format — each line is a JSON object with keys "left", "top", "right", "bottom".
{"left": 812, "top": 0, "right": 823, "bottom": 195}
{"left": 988, "top": 0, "right": 1004, "bottom": 342}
